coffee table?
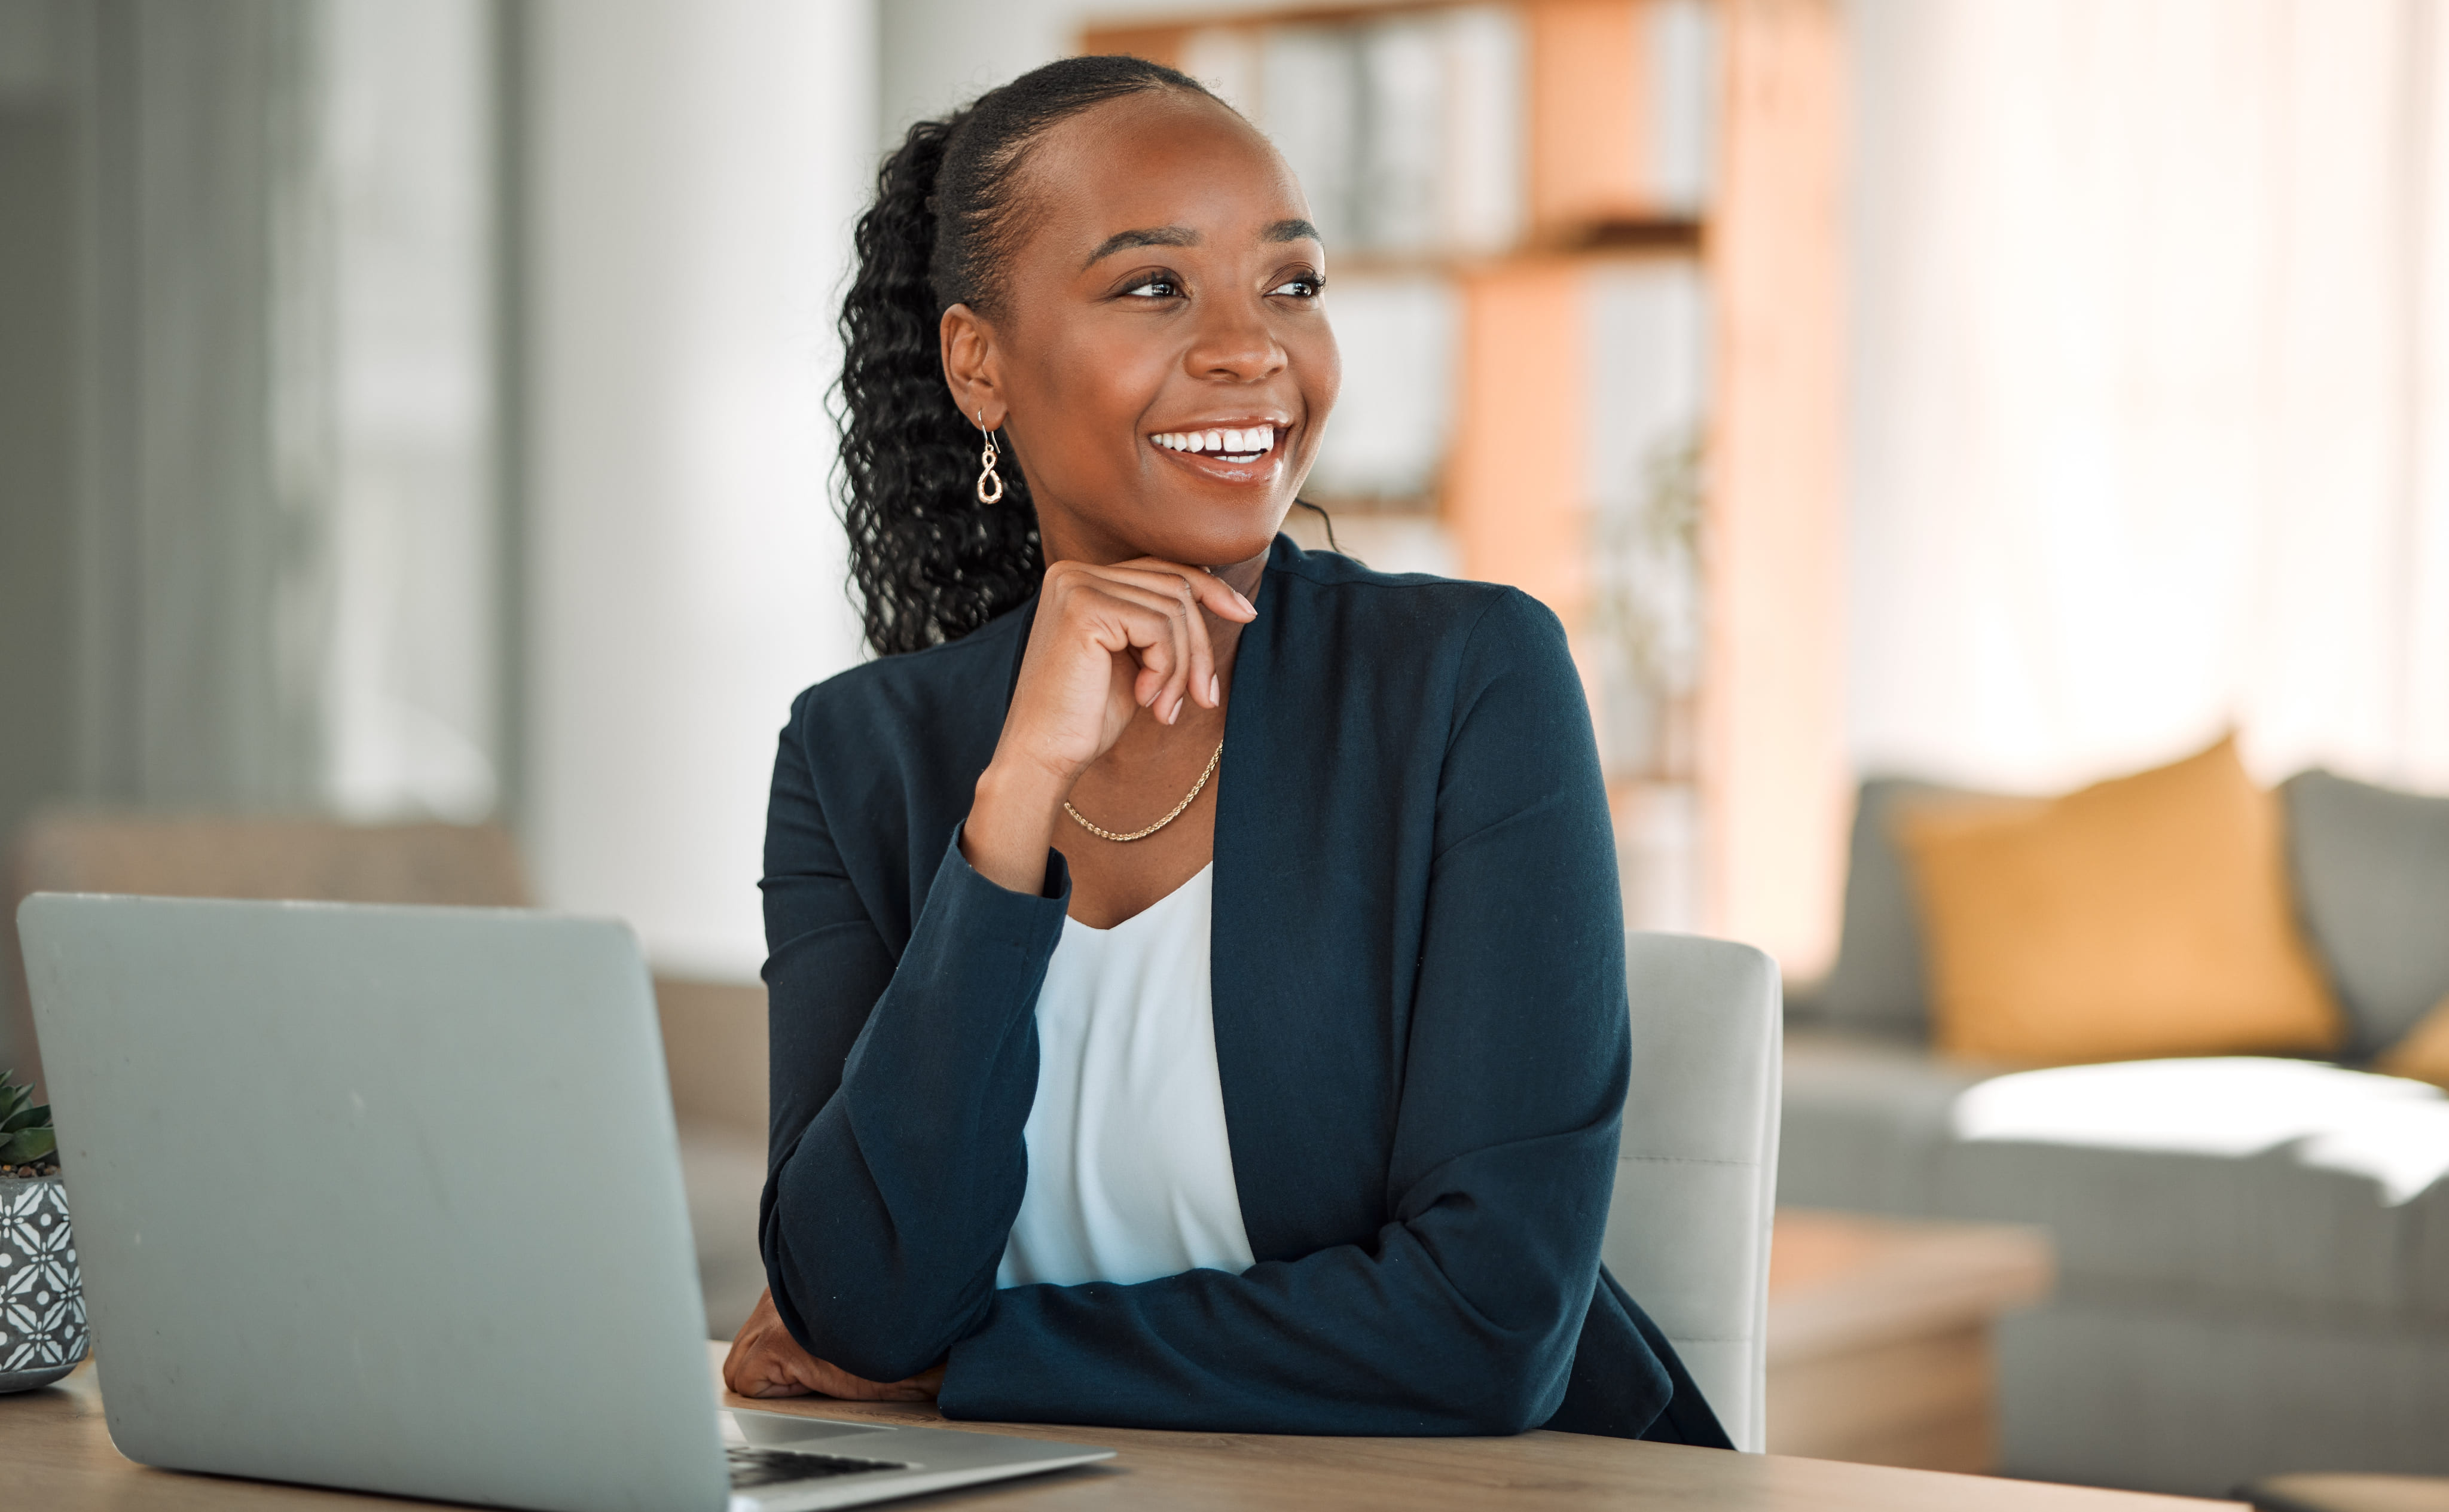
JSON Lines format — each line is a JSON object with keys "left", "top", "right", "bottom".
{"left": 1767, "top": 1206, "right": 2056, "bottom": 1472}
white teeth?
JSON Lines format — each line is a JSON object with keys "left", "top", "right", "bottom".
{"left": 1152, "top": 427, "right": 1277, "bottom": 455}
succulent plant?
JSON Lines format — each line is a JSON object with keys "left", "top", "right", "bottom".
{"left": 1, "top": 1070, "right": 56, "bottom": 1169}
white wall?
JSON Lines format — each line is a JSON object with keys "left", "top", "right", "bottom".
{"left": 318, "top": 0, "right": 502, "bottom": 824}
{"left": 878, "top": 0, "right": 1073, "bottom": 146}
{"left": 527, "top": 0, "right": 872, "bottom": 978}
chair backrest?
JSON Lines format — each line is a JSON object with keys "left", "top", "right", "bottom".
{"left": 2, "top": 812, "right": 530, "bottom": 1096}
{"left": 1603, "top": 931, "right": 1784, "bottom": 1452}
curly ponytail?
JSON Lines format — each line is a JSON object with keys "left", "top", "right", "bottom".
{"left": 837, "top": 55, "right": 1219, "bottom": 656}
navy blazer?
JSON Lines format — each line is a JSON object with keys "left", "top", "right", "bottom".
{"left": 758, "top": 534, "right": 1729, "bottom": 1443}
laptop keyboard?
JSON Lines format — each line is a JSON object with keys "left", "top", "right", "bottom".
{"left": 726, "top": 1444, "right": 911, "bottom": 1489}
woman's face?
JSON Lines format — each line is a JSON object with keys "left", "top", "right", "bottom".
{"left": 940, "top": 90, "right": 1340, "bottom": 572}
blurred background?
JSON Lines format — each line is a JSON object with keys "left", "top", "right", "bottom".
{"left": 3, "top": 0, "right": 2447, "bottom": 1498}
{"left": 7, "top": 0, "right": 2445, "bottom": 982}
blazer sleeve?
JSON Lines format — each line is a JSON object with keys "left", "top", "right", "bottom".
{"left": 756, "top": 688, "right": 1071, "bottom": 1382}
{"left": 937, "top": 590, "right": 1633, "bottom": 1435}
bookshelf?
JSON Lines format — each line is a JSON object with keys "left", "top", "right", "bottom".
{"left": 1082, "top": 0, "right": 1846, "bottom": 973}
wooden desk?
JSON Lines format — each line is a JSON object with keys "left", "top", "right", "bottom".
{"left": 2, "top": 1345, "right": 2236, "bottom": 1512}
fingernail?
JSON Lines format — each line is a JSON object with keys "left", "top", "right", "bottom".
{"left": 1167, "top": 697, "right": 1184, "bottom": 724}
{"left": 1207, "top": 674, "right": 1222, "bottom": 704}
{"left": 1235, "top": 591, "right": 1254, "bottom": 614}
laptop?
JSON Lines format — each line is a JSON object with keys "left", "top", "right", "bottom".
{"left": 18, "top": 891, "right": 1113, "bottom": 1511}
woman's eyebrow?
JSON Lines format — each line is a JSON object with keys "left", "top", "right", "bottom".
{"left": 1080, "top": 218, "right": 1321, "bottom": 268}
{"left": 1084, "top": 226, "right": 1198, "bottom": 267}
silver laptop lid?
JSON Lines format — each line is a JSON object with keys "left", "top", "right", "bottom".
{"left": 19, "top": 893, "right": 731, "bottom": 1512}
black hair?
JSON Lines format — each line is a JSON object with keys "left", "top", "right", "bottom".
{"left": 837, "top": 54, "right": 1220, "bottom": 656}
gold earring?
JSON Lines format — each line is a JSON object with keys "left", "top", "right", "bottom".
{"left": 975, "top": 412, "right": 1004, "bottom": 505}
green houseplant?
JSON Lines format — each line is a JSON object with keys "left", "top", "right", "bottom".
{"left": 1, "top": 1074, "right": 57, "bottom": 1174}
{"left": 1, "top": 1069, "right": 85, "bottom": 1391}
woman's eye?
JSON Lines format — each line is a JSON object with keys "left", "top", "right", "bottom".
{"left": 1122, "top": 276, "right": 1181, "bottom": 298}
{"left": 1269, "top": 275, "right": 1323, "bottom": 298}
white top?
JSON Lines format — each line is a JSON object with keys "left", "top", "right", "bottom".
{"left": 997, "top": 864, "right": 1256, "bottom": 1288}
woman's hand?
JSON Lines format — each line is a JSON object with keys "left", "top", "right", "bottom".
{"left": 1009, "top": 558, "right": 1256, "bottom": 770}
{"left": 722, "top": 1287, "right": 945, "bottom": 1402}
{"left": 963, "top": 558, "right": 1254, "bottom": 893}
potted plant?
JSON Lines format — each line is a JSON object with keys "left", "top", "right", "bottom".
{"left": 1, "top": 1069, "right": 85, "bottom": 1392}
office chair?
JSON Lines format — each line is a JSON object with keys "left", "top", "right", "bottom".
{"left": 1604, "top": 932, "right": 1784, "bottom": 1452}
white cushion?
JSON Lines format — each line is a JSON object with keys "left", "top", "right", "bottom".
{"left": 1942, "top": 1058, "right": 2449, "bottom": 1314}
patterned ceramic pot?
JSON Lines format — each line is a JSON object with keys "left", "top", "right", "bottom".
{"left": 0, "top": 1172, "right": 87, "bottom": 1391}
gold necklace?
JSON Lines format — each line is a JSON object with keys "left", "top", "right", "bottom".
{"left": 1064, "top": 740, "right": 1224, "bottom": 843}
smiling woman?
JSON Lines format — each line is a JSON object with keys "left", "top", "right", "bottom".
{"left": 722, "top": 54, "right": 1731, "bottom": 1447}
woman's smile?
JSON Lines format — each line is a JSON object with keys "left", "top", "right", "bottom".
{"left": 1148, "top": 420, "right": 1290, "bottom": 483}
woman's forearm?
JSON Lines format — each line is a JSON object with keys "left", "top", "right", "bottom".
{"left": 936, "top": 1117, "right": 1630, "bottom": 1436}
{"left": 760, "top": 830, "right": 1067, "bottom": 1382}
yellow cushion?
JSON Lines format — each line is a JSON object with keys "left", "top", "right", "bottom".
{"left": 1895, "top": 737, "right": 2344, "bottom": 1065}
{"left": 2377, "top": 994, "right": 2449, "bottom": 1090}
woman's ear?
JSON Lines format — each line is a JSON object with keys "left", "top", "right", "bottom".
{"left": 940, "top": 303, "right": 1007, "bottom": 430}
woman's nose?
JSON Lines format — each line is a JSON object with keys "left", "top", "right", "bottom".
{"left": 1187, "top": 301, "right": 1287, "bottom": 382}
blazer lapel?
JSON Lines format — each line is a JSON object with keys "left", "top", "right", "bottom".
{"left": 1208, "top": 536, "right": 1398, "bottom": 1264}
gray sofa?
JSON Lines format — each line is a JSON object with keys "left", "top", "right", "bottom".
{"left": 1781, "top": 769, "right": 2449, "bottom": 1496}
